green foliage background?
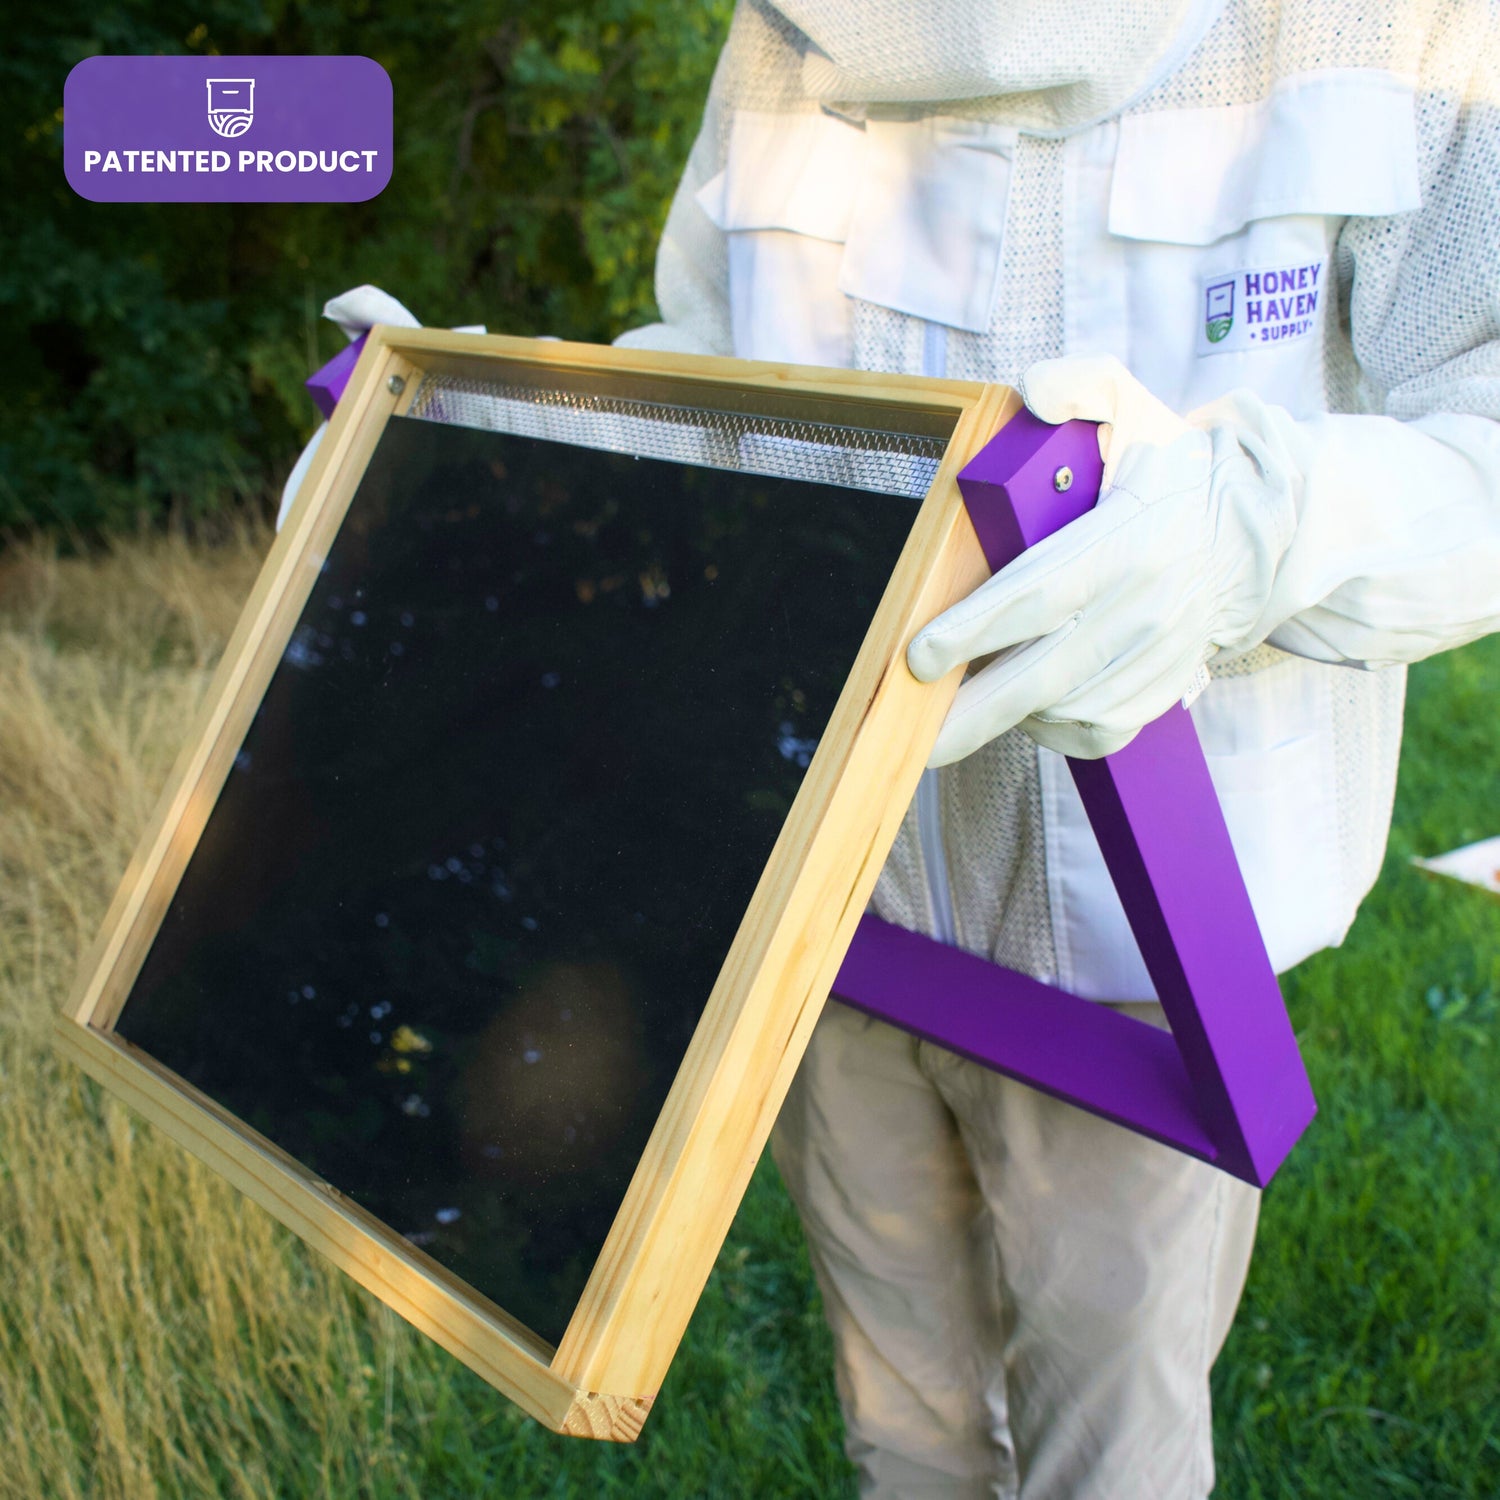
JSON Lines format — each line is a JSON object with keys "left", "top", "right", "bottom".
{"left": 0, "top": 1, "right": 731, "bottom": 533}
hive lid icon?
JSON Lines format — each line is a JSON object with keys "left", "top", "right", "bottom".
{"left": 1204, "top": 279, "right": 1235, "bottom": 343}
{"left": 206, "top": 77, "right": 255, "bottom": 139}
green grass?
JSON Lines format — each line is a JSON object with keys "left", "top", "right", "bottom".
{"left": 333, "top": 1156, "right": 856, "bottom": 1499}
{"left": 0, "top": 534, "right": 1495, "bottom": 1497}
{"left": 1212, "top": 636, "right": 1500, "bottom": 1498}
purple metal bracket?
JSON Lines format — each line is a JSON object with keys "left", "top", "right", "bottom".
{"left": 306, "top": 332, "right": 369, "bottom": 419}
{"left": 834, "top": 409, "right": 1316, "bottom": 1187}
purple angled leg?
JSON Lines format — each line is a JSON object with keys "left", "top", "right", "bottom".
{"left": 834, "top": 409, "right": 1316, "bottom": 1187}
{"left": 305, "top": 332, "right": 368, "bottom": 419}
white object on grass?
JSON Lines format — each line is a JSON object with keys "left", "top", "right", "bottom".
{"left": 1411, "top": 836, "right": 1500, "bottom": 899}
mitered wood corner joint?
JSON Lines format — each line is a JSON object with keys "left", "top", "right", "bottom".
{"left": 560, "top": 1390, "right": 654, "bottom": 1442}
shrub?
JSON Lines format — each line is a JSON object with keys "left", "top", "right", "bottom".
{"left": 0, "top": 0, "right": 730, "bottom": 534}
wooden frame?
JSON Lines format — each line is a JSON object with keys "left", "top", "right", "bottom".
{"left": 55, "top": 326, "right": 1015, "bottom": 1440}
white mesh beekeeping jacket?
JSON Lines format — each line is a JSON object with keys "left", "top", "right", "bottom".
{"left": 646, "top": 0, "right": 1500, "bottom": 397}
{"left": 774, "top": 0, "right": 1222, "bottom": 126}
{"left": 622, "top": 0, "right": 1500, "bottom": 991}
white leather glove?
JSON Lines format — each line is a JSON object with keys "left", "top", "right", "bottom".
{"left": 276, "top": 286, "right": 484, "bottom": 530}
{"left": 908, "top": 354, "right": 1500, "bottom": 764}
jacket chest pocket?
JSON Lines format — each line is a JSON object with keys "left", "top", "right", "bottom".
{"left": 696, "top": 110, "right": 866, "bottom": 366}
{"left": 698, "top": 110, "right": 1017, "bottom": 368}
{"left": 1067, "top": 70, "right": 1422, "bottom": 417}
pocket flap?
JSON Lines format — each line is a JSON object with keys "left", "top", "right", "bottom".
{"left": 696, "top": 109, "right": 867, "bottom": 243}
{"left": 838, "top": 117, "right": 1018, "bottom": 334}
{"left": 1109, "top": 69, "right": 1421, "bottom": 246}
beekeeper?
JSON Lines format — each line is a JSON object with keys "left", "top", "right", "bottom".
{"left": 295, "top": 2, "right": 1500, "bottom": 1491}
{"left": 603, "top": 2, "right": 1500, "bottom": 1497}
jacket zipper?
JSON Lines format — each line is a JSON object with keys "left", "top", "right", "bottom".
{"left": 916, "top": 768, "right": 958, "bottom": 946}
{"left": 917, "top": 322, "right": 958, "bottom": 946}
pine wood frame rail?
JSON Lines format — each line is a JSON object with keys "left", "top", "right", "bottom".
{"left": 54, "top": 328, "right": 1015, "bottom": 1440}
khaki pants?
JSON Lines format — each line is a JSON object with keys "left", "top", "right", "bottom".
{"left": 770, "top": 1000, "right": 1260, "bottom": 1500}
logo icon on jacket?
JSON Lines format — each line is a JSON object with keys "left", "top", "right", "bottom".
{"left": 206, "top": 78, "right": 255, "bottom": 139}
{"left": 1204, "top": 281, "right": 1234, "bottom": 343}
{"left": 1196, "top": 260, "right": 1325, "bottom": 357}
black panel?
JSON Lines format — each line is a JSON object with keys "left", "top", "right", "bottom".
{"left": 117, "top": 416, "right": 914, "bottom": 1345}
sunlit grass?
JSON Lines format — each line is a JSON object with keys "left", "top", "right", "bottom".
{"left": 1213, "top": 637, "right": 1500, "bottom": 1499}
{"left": 0, "top": 528, "right": 1494, "bottom": 1497}
{"left": 0, "top": 528, "right": 415, "bottom": 1500}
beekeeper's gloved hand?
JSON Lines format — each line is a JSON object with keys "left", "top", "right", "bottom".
{"left": 908, "top": 356, "right": 1291, "bottom": 762}
{"left": 908, "top": 354, "right": 1500, "bottom": 764}
{"left": 277, "top": 286, "right": 484, "bottom": 529}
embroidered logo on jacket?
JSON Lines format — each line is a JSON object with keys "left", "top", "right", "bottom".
{"left": 1196, "top": 261, "right": 1325, "bottom": 357}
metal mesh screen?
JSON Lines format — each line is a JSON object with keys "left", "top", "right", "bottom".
{"left": 406, "top": 371, "right": 948, "bottom": 500}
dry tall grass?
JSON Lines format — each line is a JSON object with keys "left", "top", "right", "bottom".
{"left": 0, "top": 528, "right": 435, "bottom": 1500}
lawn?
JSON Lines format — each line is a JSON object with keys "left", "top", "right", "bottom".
{"left": 0, "top": 528, "right": 1495, "bottom": 1498}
